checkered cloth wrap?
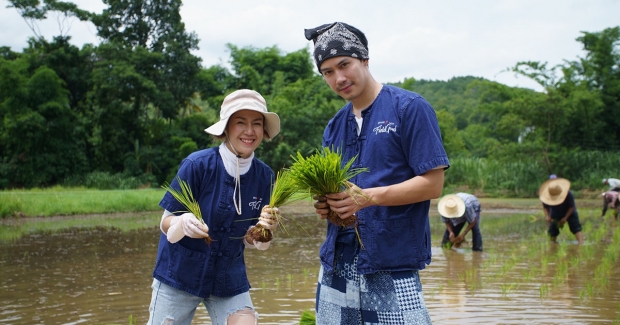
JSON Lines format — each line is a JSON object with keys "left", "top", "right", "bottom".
{"left": 316, "top": 254, "right": 432, "bottom": 324}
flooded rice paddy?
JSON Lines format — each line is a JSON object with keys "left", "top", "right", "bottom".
{"left": 1, "top": 203, "right": 619, "bottom": 324}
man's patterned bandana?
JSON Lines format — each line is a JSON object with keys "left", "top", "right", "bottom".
{"left": 304, "top": 22, "right": 369, "bottom": 72}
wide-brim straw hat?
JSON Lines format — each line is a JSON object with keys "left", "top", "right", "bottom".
{"left": 438, "top": 194, "right": 466, "bottom": 218}
{"left": 205, "top": 89, "right": 280, "bottom": 139}
{"left": 539, "top": 178, "right": 571, "bottom": 206}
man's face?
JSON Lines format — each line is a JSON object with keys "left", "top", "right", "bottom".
{"left": 319, "top": 57, "right": 369, "bottom": 101}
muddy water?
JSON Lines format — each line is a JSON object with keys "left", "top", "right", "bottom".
{"left": 1, "top": 210, "right": 619, "bottom": 324}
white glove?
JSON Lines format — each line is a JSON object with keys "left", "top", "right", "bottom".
{"left": 257, "top": 205, "right": 280, "bottom": 231}
{"left": 166, "top": 213, "right": 209, "bottom": 243}
{"left": 244, "top": 235, "right": 272, "bottom": 250}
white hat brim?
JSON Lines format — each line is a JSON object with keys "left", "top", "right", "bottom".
{"left": 539, "top": 178, "right": 570, "bottom": 206}
{"left": 438, "top": 194, "right": 466, "bottom": 218}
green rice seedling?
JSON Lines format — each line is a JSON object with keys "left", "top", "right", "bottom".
{"left": 521, "top": 269, "right": 532, "bottom": 281}
{"left": 594, "top": 258, "right": 613, "bottom": 288}
{"left": 469, "top": 281, "right": 478, "bottom": 292}
{"left": 552, "top": 261, "right": 568, "bottom": 287}
{"left": 579, "top": 244, "right": 596, "bottom": 260}
{"left": 584, "top": 281, "right": 595, "bottom": 298}
{"left": 500, "top": 283, "right": 517, "bottom": 296}
{"left": 161, "top": 177, "right": 211, "bottom": 244}
{"left": 428, "top": 287, "right": 437, "bottom": 299}
{"left": 556, "top": 240, "right": 568, "bottom": 258}
{"left": 590, "top": 222, "right": 608, "bottom": 243}
{"left": 539, "top": 283, "right": 549, "bottom": 299}
{"left": 299, "top": 309, "right": 316, "bottom": 325}
{"left": 288, "top": 147, "right": 369, "bottom": 228}
{"left": 245, "top": 169, "right": 305, "bottom": 243}
{"left": 465, "top": 268, "right": 478, "bottom": 282}
{"left": 540, "top": 255, "right": 549, "bottom": 272}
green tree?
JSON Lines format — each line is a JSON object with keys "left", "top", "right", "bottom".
{"left": 6, "top": 0, "right": 91, "bottom": 39}
{"left": 511, "top": 26, "right": 620, "bottom": 151}
{"left": 257, "top": 74, "right": 342, "bottom": 169}
{"left": 574, "top": 26, "right": 620, "bottom": 145}
{"left": 0, "top": 58, "right": 87, "bottom": 187}
{"left": 226, "top": 45, "right": 315, "bottom": 95}
{"left": 85, "top": 0, "right": 203, "bottom": 173}
{"left": 21, "top": 36, "right": 95, "bottom": 111}
{"left": 435, "top": 109, "right": 467, "bottom": 158}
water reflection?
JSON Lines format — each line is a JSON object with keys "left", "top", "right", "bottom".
{"left": 1, "top": 211, "right": 619, "bottom": 324}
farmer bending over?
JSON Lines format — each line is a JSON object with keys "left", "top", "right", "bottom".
{"left": 601, "top": 190, "right": 620, "bottom": 219}
{"left": 438, "top": 193, "right": 483, "bottom": 252}
{"left": 603, "top": 178, "right": 620, "bottom": 192}
{"left": 539, "top": 175, "right": 584, "bottom": 245}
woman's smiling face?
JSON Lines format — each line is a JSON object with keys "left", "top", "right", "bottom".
{"left": 225, "top": 109, "right": 264, "bottom": 158}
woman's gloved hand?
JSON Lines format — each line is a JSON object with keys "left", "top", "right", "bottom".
{"left": 257, "top": 205, "right": 279, "bottom": 231}
{"left": 167, "top": 213, "right": 209, "bottom": 243}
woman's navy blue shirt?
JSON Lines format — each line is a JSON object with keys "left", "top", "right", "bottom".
{"left": 153, "top": 147, "right": 273, "bottom": 298}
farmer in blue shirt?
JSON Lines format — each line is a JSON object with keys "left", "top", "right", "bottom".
{"left": 540, "top": 175, "right": 584, "bottom": 245}
{"left": 148, "top": 89, "right": 281, "bottom": 325}
{"left": 305, "top": 22, "right": 449, "bottom": 324}
{"left": 438, "top": 193, "right": 483, "bottom": 251}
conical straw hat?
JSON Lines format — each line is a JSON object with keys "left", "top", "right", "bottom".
{"left": 539, "top": 178, "right": 571, "bottom": 206}
{"left": 438, "top": 194, "right": 466, "bottom": 218}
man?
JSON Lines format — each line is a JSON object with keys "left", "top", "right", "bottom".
{"left": 438, "top": 193, "right": 483, "bottom": 251}
{"left": 539, "top": 175, "right": 584, "bottom": 244}
{"left": 601, "top": 190, "right": 620, "bottom": 219}
{"left": 305, "top": 22, "right": 449, "bottom": 324}
{"left": 603, "top": 178, "right": 620, "bottom": 192}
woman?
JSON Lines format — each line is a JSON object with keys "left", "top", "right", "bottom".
{"left": 148, "top": 89, "right": 281, "bottom": 325}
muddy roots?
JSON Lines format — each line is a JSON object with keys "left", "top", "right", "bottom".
{"left": 245, "top": 225, "right": 273, "bottom": 244}
{"left": 326, "top": 209, "right": 357, "bottom": 227}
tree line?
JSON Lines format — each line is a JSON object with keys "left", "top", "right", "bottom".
{"left": 1, "top": 0, "right": 619, "bottom": 197}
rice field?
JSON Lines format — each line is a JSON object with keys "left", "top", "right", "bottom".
{"left": 1, "top": 199, "right": 619, "bottom": 324}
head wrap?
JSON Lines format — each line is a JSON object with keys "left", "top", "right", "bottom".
{"left": 304, "top": 22, "right": 369, "bottom": 71}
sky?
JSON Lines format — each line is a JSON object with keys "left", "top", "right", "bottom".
{"left": 1, "top": 0, "right": 619, "bottom": 92}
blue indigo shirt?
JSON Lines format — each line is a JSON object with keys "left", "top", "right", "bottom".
{"left": 153, "top": 147, "right": 273, "bottom": 298}
{"left": 321, "top": 85, "right": 450, "bottom": 274}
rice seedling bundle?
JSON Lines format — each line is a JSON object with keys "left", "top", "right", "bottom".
{"left": 245, "top": 169, "right": 305, "bottom": 244}
{"left": 161, "top": 177, "right": 211, "bottom": 244}
{"left": 288, "top": 147, "right": 368, "bottom": 227}
{"left": 299, "top": 309, "right": 316, "bottom": 325}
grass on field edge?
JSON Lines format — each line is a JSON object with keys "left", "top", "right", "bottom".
{"left": 0, "top": 187, "right": 604, "bottom": 220}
